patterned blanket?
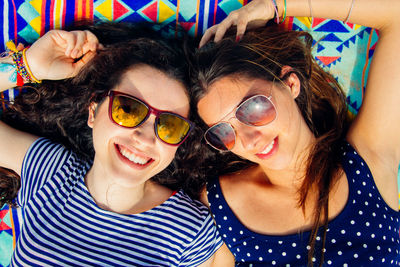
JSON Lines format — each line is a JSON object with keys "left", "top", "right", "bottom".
{"left": 0, "top": 0, "right": 398, "bottom": 266}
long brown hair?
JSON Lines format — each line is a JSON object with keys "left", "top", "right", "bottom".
{"left": 190, "top": 26, "right": 350, "bottom": 265}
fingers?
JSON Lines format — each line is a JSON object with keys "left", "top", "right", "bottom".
{"left": 70, "top": 50, "right": 97, "bottom": 77}
{"left": 61, "top": 30, "right": 99, "bottom": 59}
{"left": 213, "top": 15, "right": 236, "bottom": 43}
{"left": 199, "top": 26, "right": 218, "bottom": 47}
{"left": 70, "top": 31, "right": 85, "bottom": 58}
{"left": 81, "top": 30, "right": 99, "bottom": 55}
{"left": 61, "top": 31, "right": 78, "bottom": 58}
{"left": 199, "top": 14, "right": 239, "bottom": 48}
{"left": 66, "top": 31, "right": 99, "bottom": 77}
{"left": 236, "top": 17, "right": 249, "bottom": 41}
{"left": 198, "top": 0, "right": 273, "bottom": 48}
{"left": 199, "top": 10, "right": 247, "bottom": 47}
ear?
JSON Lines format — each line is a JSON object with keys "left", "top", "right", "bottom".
{"left": 280, "top": 66, "right": 301, "bottom": 99}
{"left": 87, "top": 102, "right": 97, "bottom": 128}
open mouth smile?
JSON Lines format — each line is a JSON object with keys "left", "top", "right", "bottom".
{"left": 115, "top": 144, "right": 154, "bottom": 169}
{"left": 255, "top": 137, "right": 278, "bottom": 159}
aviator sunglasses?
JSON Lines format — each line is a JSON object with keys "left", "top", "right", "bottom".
{"left": 204, "top": 95, "right": 277, "bottom": 151}
{"left": 107, "top": 91, "right": 194, "bottom": 146}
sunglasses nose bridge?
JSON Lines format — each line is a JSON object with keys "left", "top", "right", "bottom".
{"left": 129, "top": 116, "right": 158, "bottom": 145}
{"left": 225, "top": 113, "right": 239, "bottom": 126}
{"left": 147, "top": 106, "right": 162, "bottom": 118}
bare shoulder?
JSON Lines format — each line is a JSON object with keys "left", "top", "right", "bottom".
{"left": 220, "top": 165, "right": 261, "bottom": 183}
{"left": 201, "top": 166, "right": 259, "bottom": 206}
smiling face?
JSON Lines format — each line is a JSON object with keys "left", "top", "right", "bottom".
{"left": 88, "top": 64, "right": 190, "bottom": 187}
{"left": 197, "top": 75, "right": 315, "bottom": 171}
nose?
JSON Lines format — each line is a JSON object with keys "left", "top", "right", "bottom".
{"left": 234, "top": 122, "right": 263, "bottom": 151}
{"left": 130, "top": 115, "right": 157, "bottom": 145}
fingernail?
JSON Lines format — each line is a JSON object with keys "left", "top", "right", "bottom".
{"left": 235, "top": 35, "right": 243, "bottom": 42}
{"left": 72, "top": 49, "right": 79, "bottom": 58}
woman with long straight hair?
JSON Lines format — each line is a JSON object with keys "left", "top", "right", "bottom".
{"left": 191, "top": 0, "right": 400, "bottom": 265}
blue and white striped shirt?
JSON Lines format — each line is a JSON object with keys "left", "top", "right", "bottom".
{"left": 12, "top": 138, "right": 222, "bottom": 266}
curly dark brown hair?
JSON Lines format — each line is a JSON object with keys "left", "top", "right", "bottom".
{"left": 0, "top": 22, "right": 208, "bottom": 208}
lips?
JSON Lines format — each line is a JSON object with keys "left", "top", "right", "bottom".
{"left": 255, "top": 137, "right": 278, "bottom": 159}
{"left": 114, "top": 144, "right": 154, "bottom": 169}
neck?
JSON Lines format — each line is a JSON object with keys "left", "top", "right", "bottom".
{"left": 85, "top": 161, "right": 171, "bottom": 214}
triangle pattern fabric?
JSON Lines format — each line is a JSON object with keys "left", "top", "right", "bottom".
{"left": 113, "top": 0, "right": 134, "bottom": 21}
{"left": 140, "top": 1, "right": 158, "bottom": 22}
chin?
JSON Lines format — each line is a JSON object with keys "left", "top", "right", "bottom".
{"left": 115, "top": 176, "right": 149, "bottom": 188}
{"left": 257, "top": 153, "right": 295, "bottom": 171}
{"left": 110, "top": 168, "right": 153, "bottom": 187}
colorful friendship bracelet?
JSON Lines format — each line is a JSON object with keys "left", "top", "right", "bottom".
{"left": 271, "top": 0, "right": 287, "bottom": 24}
{"left": 280, "top": 0, "right": 287, "bottom": 23}
{"left": 5, "top": 40, "right": 41, "bottom": 85}
{"left": 5, "top": 41, "right": 24, "bottom": 86}
{"left": 11, "top": 51, "right": 31, "bottom": 83}
{"left": 22, "top": 48, "right": 41, "bottom": 83}
{"left": 270, "top": 0, "right": 280, "bottom": 24}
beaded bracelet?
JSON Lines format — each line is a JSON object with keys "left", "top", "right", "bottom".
{"left": 5, "top": 41, "right": 23, "bottom": 84}
{"left": 10, "top": 50, "right": 32, "bottom": 83}
{"left": 5, "top": 40, "right": 42, "bottom": 85}
{"left": 22, "top": 48, "right": 41, "bottom": 83}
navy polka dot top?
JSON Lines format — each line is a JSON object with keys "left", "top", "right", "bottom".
{"left": 207, "top": 141, "right": 400, "bottom": 266}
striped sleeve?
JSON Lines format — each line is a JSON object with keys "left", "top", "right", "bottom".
{"left": 17, "top": 138, "right": 71, "bottom": 207}
{"left": 180, "top": 210, "right": 223, "bottom": 266}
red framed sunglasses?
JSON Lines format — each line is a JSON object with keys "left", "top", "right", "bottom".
{"left": 108, "top": 91, "right": 194, "bottom": 146}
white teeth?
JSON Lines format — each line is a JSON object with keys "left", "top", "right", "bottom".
{"left": 119, "top": 146, "right": 149, "bottom": 165}
{"left": 260, "top": 139, "right": 275, "bottom": 155}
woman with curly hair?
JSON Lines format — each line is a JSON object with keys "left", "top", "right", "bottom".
{"left": 191, "top": 0, "right": 400, "bottom": 266}
{"left": 0, "top": 23, "right": 221, "bottom": 266}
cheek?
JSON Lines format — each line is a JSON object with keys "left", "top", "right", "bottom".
{"left": 150, "top": 145, "right": 178, "bottom": 175}
{"left": 91, "top": 107, "right": 115, "bottom": 151}
{"left": 284, "top": 102, "right": 303, "bottom": 126}
{"left": 273, "top": 97, "right": 297, "bottom": 123}
{"left": 91, "top": 123, "right": 111, "bottom": 156}
{"left": 159, "top": 146, "right": 178, "bottom": 165}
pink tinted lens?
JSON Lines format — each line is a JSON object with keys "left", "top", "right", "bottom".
{"left": 205, "top": 122, "right": 235, "bottom": 151}
{"left": 236, "top": 95, "right": 276, "bottom": 126}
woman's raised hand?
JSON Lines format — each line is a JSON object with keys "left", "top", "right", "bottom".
{"left": 199, "top": 0, "right": 276, "bottom": 47}
{"left": 25, "top": 30, "right": 100, "bottom": 81}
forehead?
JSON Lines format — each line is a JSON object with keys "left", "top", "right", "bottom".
{"left": 115, "top": 65, "right": 189, "bottom": 116}
{"left": 197, "top": 76, "right": 272, "bottom": 125}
